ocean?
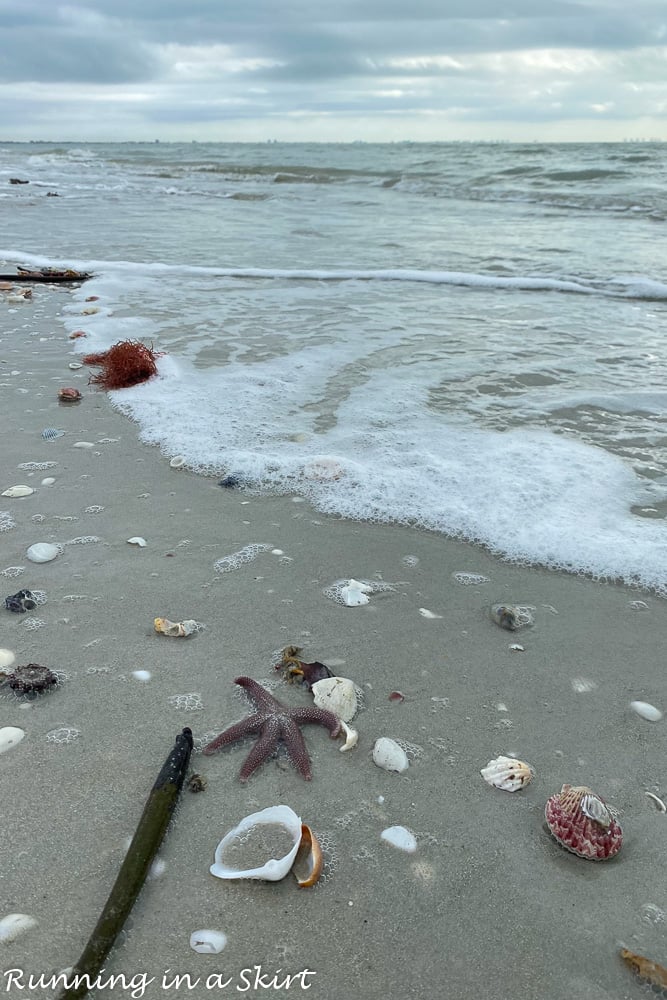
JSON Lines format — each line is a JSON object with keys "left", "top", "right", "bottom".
{"left": 2, "top": 140, "right": 667, "bottom": 593}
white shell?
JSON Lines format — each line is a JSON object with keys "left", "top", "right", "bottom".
{"left": 418, "top": 607, "right": 442, "bottom": 619}
{"left": 0, "top": 727, "right": 25, "bottom": 755}
{"left": 41, "top": 477, "right": 56, "bottom": 486}
{"left": 340, "top": 579, "right": 370, "bottom": 606}
{"left": 0, "top": 913, "right": 37, "bottom": 943}
{"left": 480, "top": 755, "right": 534, "bottom": 792}
{"left": 127, "top": 536, "right": 147, "bottom": 547}
{"left": 339, "top": 720, "right": 359, "bottom": 752}
{"left": 170, "top": 455, "right": 186, "bottom": 468}
{"left": 630, "top": 700, "right": 663, "bottom": 722}
{"left": 311, "top": 676, "right": 358, "bottom": 722}
{"left": 0, "top": 649, "right": 16, "bottom": 670}
{"left": 72, "top": 441, "right": 94, "bottom": 449}
{"left": 68, "top": 362, "right": 83, "bottom": 369}
{"left": 381, "top": 826, "right": 417, "bottom": 853}
{"left": 27, "top": 542, "right": 60, "bottom": 563}
{"left": 190, "top": 929, "right": 228, "bottom": 954}
{"left": 372, "top": 737, "right": 409, "bottom": 773}
{"left": 210, "top": 805, "right": 302, "bottom": 882}
{"left": 1, "top": 485, "right": 34, "bottom": 498}
{"left": 132, "top": 670, "right": 151, "bottom": 682}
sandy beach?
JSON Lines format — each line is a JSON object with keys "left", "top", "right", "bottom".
{"left": 1, "top": 286, "right": 666, "bottom": 1000}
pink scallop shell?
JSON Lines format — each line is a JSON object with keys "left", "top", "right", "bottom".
{"left": 544, "top": 784, "right": 622, "bottom": 861}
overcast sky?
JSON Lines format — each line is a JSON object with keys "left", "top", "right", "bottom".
{"left": 1, "top": 0, "right": 666, "bottom": 141}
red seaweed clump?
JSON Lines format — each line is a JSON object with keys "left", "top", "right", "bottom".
{"left": 83, "top": 340, "right": 162, "bottom": 390}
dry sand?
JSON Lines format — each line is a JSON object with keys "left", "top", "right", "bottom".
{"left": 1, "top": 287, "right": 666, "bottom": 1000}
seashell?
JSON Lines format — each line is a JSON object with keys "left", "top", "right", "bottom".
{"left": 154, "top": 617, "right": 199, "bottom": 637}
{"left": 544, "top": 784, "right": 622, "bottom": 860}
{"left": 490, "top": 603, "right": 533, "bottom": 630}
{"left": 26, "top": 542, "right": 60, "bottom": 563}
{"left": 619, "top": 948, "right": 667, "bottom": 989}
{"left": 0, "top": 649, "right": 16, "bottom": 670}
{"left": 644, "top": 791, "right": 666, "bottom": 812}
{"left": 58, "top": 387, "right": 82, "bottom": 402}
{"left": 0, "top": 727, "right": 25, "bottom": 755}
{"left": 340, "top": 579, "right": 371, "bottom": 607}
{"left": 291, "top": 823, "right": 323, "bottom": 887}
{"left": 190, "top": 929, "right": 228, "bottom": 955}
{"left": 419, "top": 607, "right": 443, "bottom": 619}
{"left": 339, "top": 720, "right": 358, "bottom": 752}
{"left": 169, "top": 455, "right": 186, "bottom": 469}
{"left": 210, "top": 805, "right": 302, "bottom": 882}
{"left": 187, "top": 773, "right": 207, "bottom": 793}
{"left": 127, "top": 536, "right": 147, "bottom": 547}
{"left": 1, "top": 485, "right": 33, "bottom": 497}
{"left": 68, "top": 330, "right": 87, "bottom": 339}
{"left": 68, "top": 362, "right": 83, "bottom": 370}
{"left": 311, "top": 675, "right": 358, "bottom": 722}
{"left": 372, "top": 737, "right": 409, "bottom": 773}
{"left": 4, "top": 589, "right": 37, "bottom": 613}
{"left": 72, "top": 441, "right": 94, "bottom": 449}
{"left": 42, "top": 427, "right": 65, "bottom": 440}
{"left": 481, "top": 755, "right": 534, "bottom": 792}
{"left": 630, "top": 700, "right": 663, "bottom": 722}
{"left": 41, "top": 477, "right": 56, "bottom": 486}
{"left": 381, "top": 826, "right": 417, "bottom": 853}
{"left": 0, "top": 912, "right": 37, "bottom": 943}
{"left": 132, "top": 670, "right": 151, "bottom": 682}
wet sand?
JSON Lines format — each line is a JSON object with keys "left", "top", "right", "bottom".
{"left": 1, "top": 287, "right": 666, "bottom": 1000}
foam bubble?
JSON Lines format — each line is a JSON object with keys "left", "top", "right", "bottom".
{"left": 46, "top": 727, "right": 80, "bottom": 745}
{"left": 213, "top": 543, "right": 272, "bottom": 574}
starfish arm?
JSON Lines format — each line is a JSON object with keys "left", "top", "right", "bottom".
{"left": 288, "top": 706, "right": 341, "bottom": 738}
{"left": 234, "top": 675, "right": 280, "bottom": 710}
{"left": 238, "top": 718, "right": 282, "bottom": 783}
{"left": 202, "top": 712, "right": 265, "bottom": 755}
{"left": 280, "top": 719, "right": 313, "bottom": 780}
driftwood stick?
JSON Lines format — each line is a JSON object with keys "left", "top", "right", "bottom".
{"left": 56, "top": 727, "right": 194, "bottom": 1000}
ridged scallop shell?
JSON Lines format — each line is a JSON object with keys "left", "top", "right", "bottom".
{"left": 480, "top": 755, "right": 534, "bottom": 792}
{"left": 544, "top": 784, "right": 622, "bottom": 860}
{"left": 42, "top": 427, "right": 65, "bottom": 441}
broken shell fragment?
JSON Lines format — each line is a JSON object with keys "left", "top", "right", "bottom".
{"left": 619, "top": 948, "right": 667, "bottom": 990}
{"left": 26, "top": 542, "right": 60, "bottom": 564}
{"left": 339, "top": 720, "right": 359, "bottom": 752}
{"left": 169, "top": 456, "right": 186, "bottom": 469}
{"left": 311, "top": 675, "right": 358, "bottom": 722}
{"left": 372, "top": 737, "right": 409, "bottom": 773}
{"left": 190, "top": 929, "right": 227, "bottom": 955}
{"left": 291, "top": 823, "right": 323, "bottom": 888}
{"left": 127, "top": 536, "right": 147, "bottom": 547}
{"left": 210, "top": 805, "right": 302, "bottom": 882}
{"left": 340, "top": 579, "right": 371, "bottom": 607}
{"left": 544, "top": 784, "right": 622, "bottom": 860}
{"left": 1, "top": 485, "right": 34, "bottom": 498}
{"left": 154, "top": 617, "right": 199, "bottom": 637}
{"left": 481, "top": 755, "right": 534, "bottom": 792}
{"left": 490, "top": 603, "right": 533, "bottom": 630}
{"left": 4, "top": 589, "right": 37, "bottom": 613}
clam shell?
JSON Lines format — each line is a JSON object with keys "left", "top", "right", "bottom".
{"left": 372, "top": 737, "right": 409, "bottom": 773}
{"left": 381, "top": 826, "right": 417, "bottom": 853}
{"left": 190, "top": 929, "right": 228, "bottom": 954}
{"left": 0, "top": 913, "right": 37, "bottom": 943}
{"left": 311, "top": 676, "right": 358, "bottom": 722}
{"left": 291, "top": 824, "right": 323, "bottom": 888}
{"left": 630, "top": 700, "right": 663, "bottom": 722}
{"left": 26, "top": 542, "right": 60, "bottom": 563}
{"left": 0, "top": 727, "right": 25, "bottom": 755}
{"left": 544, "top": 784, "right": 622, "bottom": 860}
{"left": 210, "top": 805, "right": 302, "bottom": 882}
{"left": 127, "top": 536, "right": 147, "bottom": 547}
{"left": 481, "top": 755, "right": 534, "bottom": 792}
{"left": 170, "top": 455, "right": 186, "bottom": 469}
{"left": 1, "top": 485, "right": 34, "bottom": 498}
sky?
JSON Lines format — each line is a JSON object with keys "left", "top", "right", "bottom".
{"left": 0, "top": 0, "right": 666, "bottom": 142}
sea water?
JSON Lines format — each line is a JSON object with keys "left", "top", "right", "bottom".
{"left": 1, "top": 140, "right": 666, "bottom": 592}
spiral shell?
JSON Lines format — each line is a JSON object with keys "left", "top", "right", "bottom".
{"left": 544, "top": 784, "right": 622, "bottom": 860}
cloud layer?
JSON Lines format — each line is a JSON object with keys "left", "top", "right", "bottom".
{"left": 1, "top": 1, "right": 666, "bottom": 140}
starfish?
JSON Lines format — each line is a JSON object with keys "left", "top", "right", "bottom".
{"left": 202, "top": 676, "right": 341, "bottom": 782}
